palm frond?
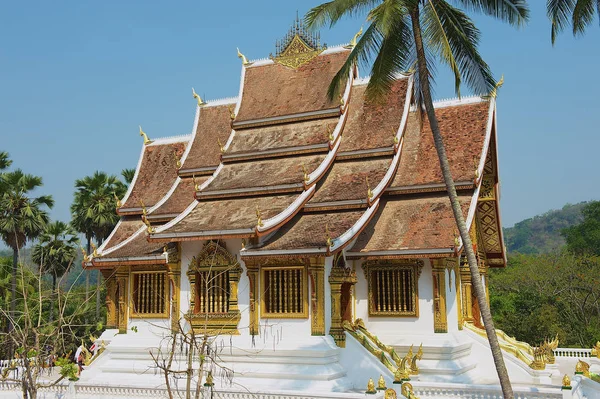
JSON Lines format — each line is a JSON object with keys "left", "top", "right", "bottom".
{"left": 547, "top": 0, "right": 577, "bottom": 44}
{"left": 422, "top": 0, "right": 495, "bottom": 96}
{"left": 451, "top": 0, "right": 529, "bottom": 26}
{"left": 305, "top": 0, "right": 381, "bottom": 29}
{"left": 572, "top": 0, "right": 596, "bottom": 35}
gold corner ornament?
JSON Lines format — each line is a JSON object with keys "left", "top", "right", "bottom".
{"left": 217, "top": 138, "right": 225, "bottom": 154}
{"left": 237, "top": 48, "right": 251, "bottom": 66}
{"left": 488, "top": 74, "right": 504, "bottom": 99}
{"left": 325, "top": 223, "right": 333, "bottom": 248}
{"left": 575, "top": 359, "right": 590, "bottom": 377}
{"left": 113, "top": 192, "right": 122, "bottom": 208}
{"left": 302, "top": 163, "right": 309, "bottom": 182}
{"left": 255, "top": 205, "right": 264, "bottom": 227}
{"left": 139, "top": 125, "right": 152, "bottom": 145}
{"left": 90, "top": 242, "right": 99, "bottom": 258}
{"left": 346, "top": 26, "right": 363, "bottom": 49}
{"left": 366, "top": 176, "right": 373, "bottom": 200}
{"left": 228, "top": 104, "right": 236, "bottom": 120}
{"left": 327, "top": 126, "right": 334, "bottom": 142}
{"left": 80, "top": 246, "right": 90, "bottom": 263}
{"left": 142, "top": 214, "right": 155, "bottom": 234}
{"left": 192, "top": 175, "right": 200, "bottom": 191}
{"left": 192, "top": 87, "right": 206, "bottom": 107}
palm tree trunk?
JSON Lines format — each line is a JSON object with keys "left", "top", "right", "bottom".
{"left": 86, "top": 237, "right": 91, "bottom": 301}
{"left": 50, "top": 274, "right": 56, "bottom": 323}
{"left": 410, "top": 7, "right": 514, "bottom": 399}
{"left": 10, "top": 245, "right": 17, "bottom": 333}
{"left": 95, "top": 270, "right": 101, "bottom": 319}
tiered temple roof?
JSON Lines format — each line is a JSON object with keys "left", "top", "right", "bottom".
{"left": 88, "top": 28, "right": 506, "bottom": 268}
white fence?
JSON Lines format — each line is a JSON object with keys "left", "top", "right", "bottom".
{"left": 554, "top": 348, "right": 593, "bottom": 358}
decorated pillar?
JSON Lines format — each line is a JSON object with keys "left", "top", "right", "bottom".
{"left": 459, "top": 260, "right": 474, "bottom": 323}
{"left": 101, "top": 269, "right": 118, "bottom": 329}
{"left": 431, "top": 259, "right": 448, "bottom": 333}
{"left": 308, "top": 257, "right": 325, "bottom": 336}
{"left": 328, "top": 256, "right": 357, "bottom": 347}
{"left": 245, "top": 261, "right": 260, "bottom": 336}
{"left": 115, "top": 266, "right": 129, "bottom": 334}
{"left": 166, "top": 243, "right": 181, "bottom": 332}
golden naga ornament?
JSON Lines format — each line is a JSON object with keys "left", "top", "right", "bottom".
{"left": 327, "top": 126, "right": 334, "bottom": 142}
{"left": 487, "top": 74, "right": 504, "bottom": 99}
{"left": 113, "top": 192, "right": 122, "bottom": 208}
{"left": 366, "top": 176, "right": 373, "bottom": 200}
{"left": 228, "top": 104, "right": 236, "bottom": 120}
{"left": 90, "top": 242, "right": 98, "bottom": 258}
{"left": 142, "top": 214, "right": 155, "bottom": 234}
{"left": 302, "top": 164, "right": 309, "bottom": 183}
{"left": 80, "top": 247, "right": 90, "bottom": 263}
{"left": 325, "top": 223, "right": 333, "bottom": 248}
{"left": 139, "top": 125, "right": 152, "bottom": 145}
{"left": 237, "top": 48, "right": 251, "bottom": 66}
{"left": 346, "top": 26, "right": 363, "bottom": 49}
{"left": 384, "top": 388, "right": 397, "bottom": 399}
{"left": 575, "top": 359, "right": 590, "bottom": 376}
{"left": 410, "top": 343, "right": 424, "bottom": 375}
{"left": 255, "top": 205, "right": 264, "bottom": 227}
{"left": 365, "top": 377, "right": 377, "bottom": 394}
{"left": 192, "top": 175, "right": 200, "bottom": 191}
{"left": 377, "top": 374, "right": 387, "bottom": 390}
{"left": 592, "top": 341, "right": 600, "bottom": 358}
{"left": 562, "top": 374, "right": 572, "bottom": 389}
{"left": 191, "top": 87, "right": 206, "bottom": 107}
{"left": 217, "top": 138, "right": 225, "bottom": 154}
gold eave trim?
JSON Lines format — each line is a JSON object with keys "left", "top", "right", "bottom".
{"left": 196, "top": 183, "right": 304, "bottom": 200}
{"left": 303, "top": 199, "right": 367, "bottom": 212}
{"left": 233, "top": 108, "right": 341, "bottom": 130}
{"left": 178, "top": 166, "right": 218, "bottom": 177}
{"left": 385, "top": 181, "right": 474, "bottom": 195}
{"left": 223, "top": 143, "right": 330, "bottom": 163}
{"left": 336, "top": 147, "right": 395, "bottom": 160}
{"left": 149, "top": 228, "right": 256, "bottom": 243}
{"left": 345, "top": 248, "right": 455, "bottom": 260}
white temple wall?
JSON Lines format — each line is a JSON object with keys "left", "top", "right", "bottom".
{"left": 352, "top": 259, "right": 435, "bottom": 339}
{"left": 445, "top": 267, "right": 459, "bottom": 333}
{"left": 128, "top": 318, "right": 171, "bottom": 336}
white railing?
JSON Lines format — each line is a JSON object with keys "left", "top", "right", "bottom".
{"left": 412, "top": 384, "right": 562, "bottom": 399}
{"left": 554, "top": 347, "right": 593, "bottom": 358}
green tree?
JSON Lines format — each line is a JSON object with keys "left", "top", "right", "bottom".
{"left": 121, "top": 168, "right": 136, "bottom": 184}
{"left": 306, "top": 1, "right": 528, "bottom": 397}
{"left": 0, "top": 151, "right": 12, "bottom": 170}
{"left": 31, "top": 221, "right": 79, "bottom": 322}
{"left": 563, "top": 200, "right": 600, "bottom": 256}
{"left": 0, "top": 170, "right": 53, "bottom": 336}
{"left": 548, "top": 0, "right": 600, "bottom": 44}
{"left": 70, "top": 171, "right": 126, "bottom": 318}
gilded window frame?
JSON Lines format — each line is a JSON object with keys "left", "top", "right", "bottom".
{"left": 260, "top": 264, "right": 309, "bottom": 319}
{"left": 129, "top": 270, "right": 170, "bottom": 319}
{"left": 362, "top": 260, "right": 422, "bottom": 317}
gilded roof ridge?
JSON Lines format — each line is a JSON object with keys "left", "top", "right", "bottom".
{"left": 247, "top": 44, "right": 350, "bottom": 67}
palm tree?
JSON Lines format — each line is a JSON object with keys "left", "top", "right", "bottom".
{"left": 0, "top": 170, "right": 54, "bottom": 335}
{"left": 32, "top": 221, "right": 79, "bottom": 323}
{"left": 307, "top": 1, "right": 528, "bottom": 398}
{"left": 121, "top": 168, "right": 136, "bottom": 184}
{"left": 548, "top": 0, "right": 600, "bottom": 44}
{"left": 70, "top": 171, "right": 126, "bottom": 318}
{"left": 0, "top": 152, "right": 12, "bottom": 171}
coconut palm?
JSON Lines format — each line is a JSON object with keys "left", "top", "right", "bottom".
{"left": 32, "top": 221, "right": 79, "bottom": 322}
{"left": 307, "top": 1, "right": 528, "bottom": 397}
{"left": 0, "top": 169, "right": 54, "bottom": 334}
{"left": 121, "top": 168, "right": 136, "bottom": 184}
{"left": 0, "top": 152, "right": 12, "bottom": 171}
{"left": 548, "top": 0, "right": 600, "bottom": 44}
{"left": 70, "top": 171, "right": 126, "bottom": 318}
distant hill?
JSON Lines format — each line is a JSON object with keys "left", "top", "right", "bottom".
{"left": 503, "top": 202, "right": 589, "bottom": 254}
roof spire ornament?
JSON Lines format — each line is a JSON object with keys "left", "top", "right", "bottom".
{"left": 192, "top": 174, "right": 200, "bottom": 191}
{"left": 270, "top": 14, "right": 326, "bottom": 69}
{"left": 80, "top": 246, "right": 90, "bottom": 263}
{"left": 346, "top": 26, "right": 363, "bottom": 49}
{"left": 302, "top": 164, "right": 310, "bottom": 183}
{"left": 90, "top": 242, "right": 99, "bottom": 258}
{"left": 139, "top": 125, "right": 152, "bottom": 145}
{"left": 366, "top": 176, "right": 374, "bottom": 200}
{"left": 255, "top": 205, "right": 264, "bottom": 227}
{"left": 228, "top": 104, "right": 236, "bottom": 120}
{"left": 237, "top": 48, "right": 251, "bottom": 66}
{"left": 113, "top": 192, "right": 122, "bottom": 208}
{"left": 142, "top": 214, "right": 155, "bottom": 234}
{"left": 488, "top": 75, "right": 504, "bottom": 99}
{"left": 327, "top": 126, "right": 334, "bottom": 141}
{"left": 217, "top": 138, "right": 225, "bottom": 154}
{"left": 192, "top": 87, "right": 207, "bottom": 107}
{"left": 325, "top": 223, "right": 333, "bottom": 248}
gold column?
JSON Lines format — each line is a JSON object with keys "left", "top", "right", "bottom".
{"left": 460, "top": 260, "right": 474, "bottom": 323}
{"left": 246, "top": 261, "right": 260, "bottom": 336}
{"left": 102, "top": 269, "right": 118, "bottom": 329}
{"left": 431, "top": 260, "right": 447, "bottom": 333}
{"left": 452, "top": 259, "right": 464, "bottom": 330}
{"left": 116, "top": 267, "right": 129, "bottom": 334}
{"left": 328, "top": 261, "right": 358, "bottom": 347}
{"left": 309, "top": 257, "right": 325, "bottom": 336}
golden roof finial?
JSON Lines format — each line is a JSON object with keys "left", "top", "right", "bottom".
{"left": 113, "top": 192, "right": 122, "bottom": 208}
{"left": 488, "top": 74, "right": 504, "bottom": 99}
{"left": 80, "top": 246, "right": 90, "bottom": 263}
{"left": 366, "top": 176, "right": 373, "bottom": 200}
{"left": 228, "top": 104, "right": 236, "bottom": 120}
{"left": 327, "top": 126, "right": 334, "bottom": 142}
{"left": 139, "top": 125, "right": 152, "bottom": 145}
{"left": 237, "top": 48, "right": 250, "bottom": 66}
{"left": 339, "top": 93, "right": 345, "bottom": 106}
{"left": 176, "top": 157, "right": 182, "bottom": 169}
{"left": 454, "top": 230, "right": 461, "bottom": 248}
{"left": 325, "top": 223, "right": 333, "bottom": 248}
{"left": 192, "top": 175, "right": 200, "bottom": 191}
{"left": 192, "top": 87, "right": 207, "bottom": 107}
{"left": 302, "top": 164, "right": 310, "bottom": 182}
{"left": 142, "top": 214, "right": 155, "bottom": 234}
{"left": 217, "top": 138, "right": 225, "bottom": 154}
{"left": 474, "top": 155, "right": 480, "bottom": 180}
{"left": 349, "top": 26, "right": 363, "bottom": 48}
{"left": 241, "top": 238, "right": 246, "bottom": 250}
{"left": 255, "top": 205, "right": 264, "bottom": 227}
{"left": 90, "top": 242, "right": 98, "bottom": 258}
{"left": 139, "top": 200, "right": 147, "bottom": 217}
{"left": 562, "top": 374, "right": 571, "bottom": 389}
{"left": 394, "top": 135, "right": 399, "bottom": 145}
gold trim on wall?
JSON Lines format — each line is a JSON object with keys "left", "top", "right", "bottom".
{"left": 129, "top": 270, "right": 170, "bottom": 319}
{"left": 431, "top": 260, "right": 448, "bottom": 333}
{"left": 260, "top": 264, "right": 309, "bottom": 319}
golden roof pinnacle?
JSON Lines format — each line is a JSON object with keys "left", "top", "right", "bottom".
{"left": 366, "top": 176, "right": 373, "bottom": 200}
{"left": 192, "top": 87, "right": 207, "bottom": 107}
{"left": 325, "top": 223, "right": 333, "bottom": 248}
{"left": 255, "top": 205, "right": 264, "bottom": 227}
{"left": 228, "top": 104, "right": 236, "bottom": 120}
{"left": 192, "top": 175, "right": 200, "bottom": 191}
{"left": 142, "top": 214, "right": 155, "bottom": 234}
{"left": 80, "top": 246, "right": 90, "bottom": 263}
{"left": 139, "top": 125, "right": 152, "bottom": 145}
{"left": 327, "top": 126, "right": 334, "bottom": 142}
{"left": 90, "top": 242, "right": 98, "bottom": 258}
{"left": 347, "top": 26, "right": 363, "bottom": 49}
{"left": 113, "top": 192, "right": 122, "bottom": 208}
{"left": 237, "top": 48, "right": 251, "bottom": 66}
{"left": 302, "top": 164, "right": 309, "bottom": 182}
{"left": 488, "top": 74, "right": 504, "bottom": 99}
{"left": 217, "top": 138, "right": 225, "bottom": 154}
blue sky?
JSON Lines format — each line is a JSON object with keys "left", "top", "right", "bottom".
{"left": 1, "top": 0, "right": 598, "bottom": 230}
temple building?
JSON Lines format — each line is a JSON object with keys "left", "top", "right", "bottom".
{"left": 74, "top": 19, "right": 599, "bottom": 399}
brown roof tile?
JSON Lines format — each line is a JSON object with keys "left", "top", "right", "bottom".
{"left": 203, "top": 154, "right": 326, "bottom": 193}
{"left": 339, "top": 78, "right": 409, "bottom": 154}
{"left": 149, "top": 177, "right": 205, "bottom": 218}
{"left": 101, "top": 218, "right": 145, "bottom": 252}
{"left": 257, "top": 210, "right": 364, "bottom": 251}
{"left": 235, "top": 51, "right": 349, "bottom": 122}
{"left": 391, "top": 101, "right": 490, "bottom": 188}
{"left": 158, "top": 194, "right": 298, "bottom": 237}
{"left": 308, "top": 157, "right": 393, "bottom": 204}
{"left": 102, "top": 231, "right": 164, "bottom": 259}
{"left": 180, "top": 104, "right": 233, "bottom": 172}
{"left": 349, "top": 194, "right": 473, "bottom": 254}
{"left": 226, "top": 117, "right": 337, "bottom": 156}
{"left": 120, "top": 142, "right": 186, "bottom": 210}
